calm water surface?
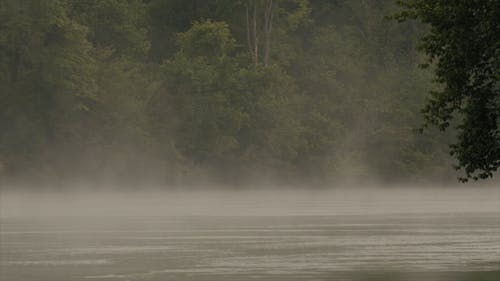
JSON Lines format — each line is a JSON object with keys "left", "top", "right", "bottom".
{"left": 1, "top": 188, "right": 499, "bottom": 281}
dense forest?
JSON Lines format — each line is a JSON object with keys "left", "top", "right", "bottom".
{"left": 0, "top": 0, "right": 478, "bottom": 187}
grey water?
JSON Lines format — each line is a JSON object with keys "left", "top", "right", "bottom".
{"left": 1, "top": 188, "right": 500, "bottom": 281}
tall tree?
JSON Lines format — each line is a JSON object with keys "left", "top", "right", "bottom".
{"left": 0, "top": 0, "right": 96, "bottom": 176}
{"left": 395, "top": 0, "right": 500, "bottom": 181}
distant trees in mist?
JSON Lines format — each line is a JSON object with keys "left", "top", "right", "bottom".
{"left": 1, "top": 0, "right": 493, "bottom": 186}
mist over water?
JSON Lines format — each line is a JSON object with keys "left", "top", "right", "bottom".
{"left": 1, "top": 0, "right": 498, "bottom": 280}
{"left": 1, "top": 186, "right": 499, "bottom": 281}
{"left": 1, "top": 186, "right": 500, "bottom": 217}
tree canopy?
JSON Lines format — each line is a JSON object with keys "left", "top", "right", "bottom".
{"left": 2, "top": 0, "right": 491, "bottom": 187}
{"left": 394, "top": 0, "right": 499, "bottom": 181}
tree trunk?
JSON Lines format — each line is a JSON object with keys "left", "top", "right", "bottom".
{"left": 10, "top": 50, "right": 20, "bottom": 82}
{"left": 246, "top": 1, "right": 254, "bottom": 65}
{"left": 253, "top": 0, "right": 258, "bottom": 66}
{"left": 246, "top": 0, "right": 259, "bottom": 66}
{"left": 263, "top": 0, "right": 274, "bottom": 67}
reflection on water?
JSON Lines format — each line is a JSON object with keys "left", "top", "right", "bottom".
{"left": 1, "top": 189, "right": 499, "bottom": 281}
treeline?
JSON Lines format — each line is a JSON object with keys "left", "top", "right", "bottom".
{"left": 0, "top": 0, "right": 454, "bottom": 187}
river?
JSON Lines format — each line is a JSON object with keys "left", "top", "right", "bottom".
{"left": 1, "top": 187, "right": 499, "bottom": 280}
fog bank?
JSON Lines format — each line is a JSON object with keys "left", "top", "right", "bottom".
{"left": 2, "top": 186, "right": 499, "bottom": 218}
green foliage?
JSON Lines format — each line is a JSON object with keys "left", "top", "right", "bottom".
{"left": 394, "top": 0, "right": 499, "bottom": 181}
{"left": 1, "top": 0, "right": 474, "bottom": 185}
{"left": 149, "top": 20, "right": 303, "bottom": 181}
{"left": 0, "top": 0, "right": 96, "bottom": 175}
{"left": 177, "top": 20, "right": 236, "bottom": 58}
{"left": 68, "top": 0, "right": 149, "bottom": 57}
